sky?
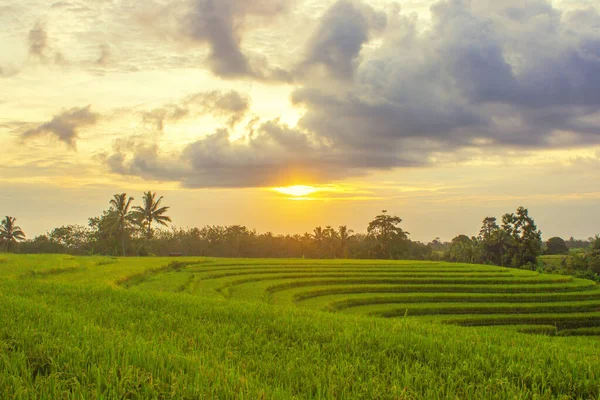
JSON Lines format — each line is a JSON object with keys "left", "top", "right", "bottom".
{"left": 2, "top": 0, "right": 600, "bottom": 242}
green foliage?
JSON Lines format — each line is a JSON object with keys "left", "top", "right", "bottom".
{"left": 545, "top": 237, "right": 569, "bottom": 255}
{"left": 565, "top": 236, "right": 592, "bottom": 250}
{"left": 537, "top": 237, "right": 600, "bottom": 282}
{"left": 367, "top": 210, "right": 410, "bottom": 259}
{"left": 447, "top": 235, "right": 481, "bottom": 263}
{"left": 107, "top": 193, "right": 136, "bottom": 256}
{"left": 451, "top": 207, "right": 543, "bottom": 269}
{"left": 132, "top": 191, "right": 172, "bottom": 239}
{"left": 501, "top": 207, "right": 543, "bottom": 268}
{"left": 0, "top": 216, "right": 26, "bottom": 252}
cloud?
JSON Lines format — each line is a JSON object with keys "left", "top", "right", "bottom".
{"left": 26, "top": 20, "right": 68, "bottom": 65}
{"left": 183, "top": 0, "right": 250, "bottom": 77}
{"left": 96, "top": 44, "right": 111, "bottom": 66}
{"left": 293, "top": 0, "right": 600, "bottom": 152}
{"left": 142, "top": 90, "right": 250, "bottom": 131}
{"left": 28, "top": 21, "right": 48, "bottom": 58}
{"left": 142, "top": 105, "right": 189, "bottom": 132}
{"left": 105, "top": 119, "right": 422, "bottom": 188}
{"left": 0, "top": 66, "right": 18, "bottom": 78}
{"left": 22, "top": 106, "right": 99, "bottom": 148}
{"left": 100, "top": 0, "right": 600, "bottom": 187}
{"left": 138, "top": 0, "right": 296, "bottom": 78}
{"left": 185, "top": 90, "right": 250, "bottom": 124}
{"left": 300, "top": 0, "right": 387, "bottom": 79}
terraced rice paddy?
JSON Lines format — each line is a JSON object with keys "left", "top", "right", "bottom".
{"left": 2, "top": 255, "right": 600, "bottom": 398}
{"left": 125, "top": 259, "right": 600, "bottom": 336}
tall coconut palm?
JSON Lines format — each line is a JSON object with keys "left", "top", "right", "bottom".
{"left": 133, "top": 191, "right": 171, "bottom": 239}
{"left": 338, "top": 225, "right": 354, "bottom": 259}
{"left": 108, "top": 193, "right": 135, "bottom": 256}
{"left": 324, "top": 226, "right": 339, "bottom": 258}
{"left": 312, "top": 226, "right": 326, "bottom": 258}
{"left": 0, "top": 216, "right": 26, "bottom": 252}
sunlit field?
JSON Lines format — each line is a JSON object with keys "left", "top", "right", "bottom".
{"left": 1, "top": 255, "right": 599, "bottom": 399}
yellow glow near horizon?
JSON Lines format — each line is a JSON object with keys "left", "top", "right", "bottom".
{"left": 272, "top": 185, "right": 320, "bottom": 197}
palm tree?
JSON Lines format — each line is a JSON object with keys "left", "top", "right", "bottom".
{"left": 133, "top": 191, "right": 171, "bottom": 239}
{"left": 108, "top": 194, "right": 135, "bottom": 256}
{"left": 338, "top": 226, "right": 354, "bottom": 258}
{"left": 324, "top": 226, "right": 339, "bottom": 258}
{"left": 312, "top": 226, "right": 326, "bottom": 257}
{"left": 0, "top": 216, "right": 26, "bottom": 252}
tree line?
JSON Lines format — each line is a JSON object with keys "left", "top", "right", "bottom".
{"left": 536, "top": 235, "right": 600, "bottom": 281}
{"left": 2, "top": 193, "right": 598, "bottom": 273}
{"left": 446, "top": 207, "right": 542, "bottom": 269}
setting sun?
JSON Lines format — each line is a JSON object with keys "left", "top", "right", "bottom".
{"left": 272, "top": 185, "right": 320, "bottom": 197}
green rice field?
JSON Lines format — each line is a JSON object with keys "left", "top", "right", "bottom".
{"left": 1, "top": 255, "right": 599, "bottom": 399}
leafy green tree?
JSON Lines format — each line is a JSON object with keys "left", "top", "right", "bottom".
{"left": 479, "top": 217, "right": 504, "bottom": 265}
{"left": 407, "top": 241, "right": 434, "bottom": 260}
{"left": 587, "top": 235, "right": 600, "bottom": 275}
{"left": 132, "top": 191, "right": 172, "bottom": 239}
{"left": 545, "top": 237, "right": 569, "bottom": 255}
{"left": 428, "top": 237, "right": 446, "bottom": 252}
{"left": 48, "top": 225, "right": 92, "bottom": 254}
{"left": 0, "top": 216, "right": 26, "bottom": 252}
{"left": 590, "top": 235, "right": 600, "bottom": 251}
{"left": 478, "top": 208, "right": 541, "bottom": 268}
{"left": 20, "top": 234, "right": 65, "bottom": 254}
{"left": 448, "top": 235, "right": 480, "bottom": 263}
{"left": 107, "top": 194, "right": 136, "bottom": 256}
{"left": 88, "top": 211, "right": 121, "bottom": 255}
{"left": 501, "top": 207, "right": 542, "bottom": 268}
{"left": 367, "top": 210, "right": 409, "bottom": 259}
{"left": 224, "top": 225, "right": 254, "bottom": 257}
{"left": 494, "top": 229, "right": 514, "bottom": 267}
{"left": 565, "top": 236, "right": 591, "bottom": 250}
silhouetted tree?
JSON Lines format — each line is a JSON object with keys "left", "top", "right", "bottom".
{"left": 448, "top": 235, "right": 475, "bottom": 263}
{"left": 48, "top": 225, "right": 92, "bottom": 255}
{"left": 563, "top": 236, "right": 591, "bottom": 250}
{"left": 338, "top": 226, "right": 353, "bottom": 258}
{"left": 479, "top": 217, "right": 502, "bottom": 265}
{"left": 545, "top": 237, "right": 569, "bottom": 255}
{"left": 19, "top": 234, "right": 65, "bottom": 254}
{"left": 312, "top": 226, "right": 326, "bottom": 257}
{"left": 107, "top": 194, "right": 136, "bottom": 256}
{"left": 367, "top": 210, "right": 409, "bottom": 259}
{"left": 133, "top": 191, "right": 171, "bottom": 239}
{"left": 501, "top": 207, "right": 542, "bottom": 268}
{"left": 0, "top": 216, "right": 26, "bottom": 252}
{"left": 323, "top": 226, "right": 339, "bottom": 258}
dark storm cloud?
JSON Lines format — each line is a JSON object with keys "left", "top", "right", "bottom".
{"left": 106, "top": 0, "right": 600, "bottom": 188}
{"left": 22, "top": 106, "right": 99, "bottom": 148}
{"left": 294, "top": 0, "right": 600, "bottom": 150}
{"left": 300, "top": 0, "right": 386, "bottom": 79}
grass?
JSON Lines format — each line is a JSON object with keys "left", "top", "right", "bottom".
{"left": 1, "top": 254, "right": 600, "bottom": 399}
